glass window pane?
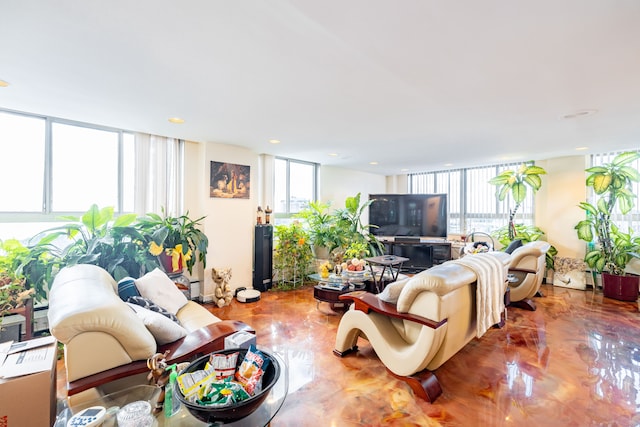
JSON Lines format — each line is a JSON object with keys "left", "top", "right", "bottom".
{"left": 592, "top": 151, "right": 640, "bottom": 232}
{"left": 51, "top": 123, "right": 119, "bottom": 211}
{"left": 274, "top": 158, "right": 287, "bottom": 214}
{"left": 289, "top": 161, "right": 314, "bottom": 214}
{"left": 0, "top": 112, "right": 45, "bottom": 212}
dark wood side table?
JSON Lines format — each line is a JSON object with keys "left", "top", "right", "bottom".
{"left": 365, "top": 255, "right": 409, "bottom": 293}
{"left": 313, "top": 283, "right": 366, "bottom": 312}
{"left": 6, "top": 297, "right": 33, "bottom": 341}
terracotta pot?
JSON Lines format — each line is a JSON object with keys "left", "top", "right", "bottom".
{"left": 601, "top": 272, "right": 639, "bottom": 301}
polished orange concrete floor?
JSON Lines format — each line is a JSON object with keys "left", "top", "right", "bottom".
{"left": 57, "top": 283, "right": 640, "bottom": 426}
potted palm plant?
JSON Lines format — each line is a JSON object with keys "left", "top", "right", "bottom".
{"left": 488, "top": 162, "right": 547, "bottom": 241}
{"left": 333, "top": 193, "right": 384, "bottom": 261}
{"left": 295, "top": 201, "right": 341, "bottom": 259}
{"left": 136, "top": 208, "right": 209, "bottom": 276}
{"left": 45, "top": 205, "right": 156, "bottom": 281}
{"left": 575, "top": 151, "right": 640, "bottom": 301}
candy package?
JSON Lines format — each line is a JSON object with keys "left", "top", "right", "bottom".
{"left": 234, "top": 345, "right": 269, "bottom": 395}
{"left": 176, "top": 368, "right": 218, "bottom": 402}
{"left": 197, "top": 378, "right": 251, "bottom": 407}
{"left": 205, "top": 351, "right": 239, "bottom": 380}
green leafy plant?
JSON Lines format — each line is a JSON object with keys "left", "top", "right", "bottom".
{"left": 575, "top": 151, "right": 640, "bottom": 274}
{"left": 136, "top": 208, "right": 209, "bottom": 275}
{"left": 492, "top": 224, "right": 558, "bottom": 270}
{"left": 344, "top": 241, "right": 370, "bottom": 260}
{"left": 272, "top": 221, "right": 313, "bottom": 290}
{"left": 46, "top": 205, "right": 157, "bottom": 281}
{"left": 0, "top": 273, "right": 33, "bottom": 318}
{"left": 0, "top": 237, "right": 60, "bottom": 305}
{"left": 334, "top": 193, "right": 384, "bottom": 260}
{"left": 295, "top": 201, "right": 341, "bottom": 256}
{"left": 489, "top": 163, "right": 547, "bottom": 240}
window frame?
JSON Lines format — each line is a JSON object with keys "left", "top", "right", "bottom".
{"left": 409, "top": 162, "right": 535, "bottom": 235}
{"left": 273, "top": 157, "right": 318, "bottom": 224}
{"left": 0, "top": 108, "right": 135, "bottom": 223}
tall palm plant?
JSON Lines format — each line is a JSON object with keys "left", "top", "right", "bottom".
{"left": 334, "top": 193, "right": 384, "bottom": 258}
{"left": 575, "top": 151, "right": 640, "bottom": 275}
{"left": 489, "top": 163, "right": 547, "bottom": 240}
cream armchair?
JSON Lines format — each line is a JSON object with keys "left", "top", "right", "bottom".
{"left": 507, "top": 241, "right": 551, "bottom": 311}
{"left": 334, "top": 252, "right": 510, "bottom": 402}
{"left": 48, "top": 264, "right": 253, "bottom": 396}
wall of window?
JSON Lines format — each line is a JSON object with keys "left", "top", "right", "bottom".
{"left": 409, "top": 162, "right": 535, "bottom": 235}
{"left": 590, "top": 150, "right": 640, "bottom": 233}
{"left": 273, "top": 157, "right": 318, "bottom": 225}
{"left": 0, "top": 109, "right": 181, "bottom": 241}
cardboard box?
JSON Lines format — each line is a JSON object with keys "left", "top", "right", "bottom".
{"left": 0, "top": 336, "right": 57, "bottom": 427}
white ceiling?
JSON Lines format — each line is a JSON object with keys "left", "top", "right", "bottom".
{"left": 1, "top": 1, "right": 639, "bottom": 175}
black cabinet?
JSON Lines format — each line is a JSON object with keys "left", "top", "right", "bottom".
{"left": 383, "top": 239, "right": 451, "bottom": 273}
{"left": 253, "top": 225, "right": 273, "bottom": 292}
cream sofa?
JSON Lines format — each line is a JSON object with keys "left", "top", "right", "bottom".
{"left": 334, "top": 251, "right": 510, "bottom": 402}
{"left": 507, "top": 241, "right": 551, "bottom": 310}
{"left": 48, "top": 264, "right": 252, "bottom": 395}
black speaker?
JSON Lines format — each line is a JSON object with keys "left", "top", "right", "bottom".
{"left": 253, "top": 224, "right": 273, "bottom": 292}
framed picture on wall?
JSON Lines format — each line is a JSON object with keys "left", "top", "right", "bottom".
{"left": 210, "top": 161, "right": 250, "bottom": 199}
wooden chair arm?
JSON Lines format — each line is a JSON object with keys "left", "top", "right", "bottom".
{"left": 339, "top": 291, "right": 447, "bottom": 330}
{"left": 509, "top": 267, "right": 536, "bottom": 275}
{"left": 67, "top": 320, "right": 254, "bottom": 396}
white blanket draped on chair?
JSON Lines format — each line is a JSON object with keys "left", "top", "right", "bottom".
{"left": 454, "top": 253, "right": 506, "bottom": 337}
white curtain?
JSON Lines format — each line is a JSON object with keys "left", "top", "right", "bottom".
{"left": 134, "top": 133, "right": 184, "bottom": 216}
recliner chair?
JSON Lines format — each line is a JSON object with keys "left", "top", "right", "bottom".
{"left": 334, "top": 251, "right": 511, "bottom": 402}
{"left": 506, "top": 241, "right": 551, "bottom": 311}
{"left": 48, "top": 264, "right": 253, "bottom": 396}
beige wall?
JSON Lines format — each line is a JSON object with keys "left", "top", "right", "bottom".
{"left": 535, "top": 156, "right": 588, "bottom": 259}
{"left": 184, "top": 149, "right": 387, "bottom": 296}
{"left": 184, "top": 146, "right": 593, "bottom": 294}
{"left": 319, "top": 165, "right": 387, "bottom": 217}
{"left": 184, "top": 141, "right": 259, "bottom": 300}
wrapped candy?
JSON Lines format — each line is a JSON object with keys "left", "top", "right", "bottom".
{"left": 206, "top": 351, "right": 239, "bottom": 380}
{"left": 234, "top": 345, "right": 269, "bottom": 395}
{"left": 197, "top": 379, "right": 251, "bottom": 406}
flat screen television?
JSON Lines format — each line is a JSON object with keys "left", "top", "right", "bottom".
{"left": 368, "top": 194, "right": 448, "bottom": 238}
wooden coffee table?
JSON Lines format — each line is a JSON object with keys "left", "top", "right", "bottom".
{"left": 313, "top": 283, "right": 366, "bottom": 312}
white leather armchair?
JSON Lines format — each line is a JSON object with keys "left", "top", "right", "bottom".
{"left": 334, "top": 252, "right": 510, "bottom": 402}
{"left": 48, "top": 264, "right": 253, "bottom": 396}
{"left": 507, "top": 241, "right": 551, "bottom": 311}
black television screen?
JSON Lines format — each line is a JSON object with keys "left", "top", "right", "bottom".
{"left": 368, "top": 194, "right": 448, "bottom": 238}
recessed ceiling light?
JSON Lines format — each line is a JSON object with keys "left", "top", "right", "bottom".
{"left": 444, "top": 163, "right": 454, "bottom": 167}
{"left": 369, "top": 161, "right": 379, "bottom": 165}
{"left": 168, "top": 117, "right": 185, "bottom": 124}
{"left": 575, "top": 146, "right": 589, "bottom": 151}
{"left": 562, "top": 109, "right": 598, "bottom": 119}
{"left": 0, "top": 80, "right": 9, "bottom": 87}
{"left": 268, "top": 139, "right": 280, "bottom": 144}
{"left": 400, "top": 168, "right": 409, "bottom": 172}
{"left": 328, "top": 153, "right": 338, "bottom": 157}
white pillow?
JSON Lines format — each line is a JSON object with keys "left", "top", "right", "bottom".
{"left": 377, "top": 277, "right": 410, "bottom": 304}
{"left": 134, "top": 268, "right": 188, "bottom": 314}
{"left": 127, "top": 303, "right": 187, "bottom": 345}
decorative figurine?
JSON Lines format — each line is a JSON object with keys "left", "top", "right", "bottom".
{"left": 257, "top": 206, "right": 263, "bottom": 225}
{"left": 264, "top": 205, "right": 272, "bottom": 224}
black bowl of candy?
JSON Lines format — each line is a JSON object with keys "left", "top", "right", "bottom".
{"left": 175, "top": 346, "right": 280, "bottom": 423}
